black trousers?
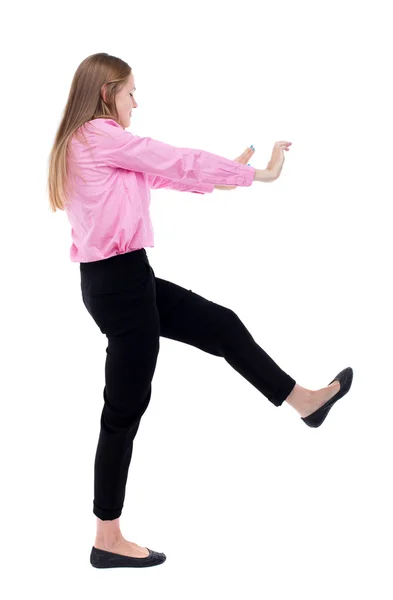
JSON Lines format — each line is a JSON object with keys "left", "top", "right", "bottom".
{"left": 80, "top": 248, "right": 296, "bottom": 520}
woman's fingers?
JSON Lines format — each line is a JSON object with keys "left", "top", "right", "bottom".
{"left": 235, "top": 147, "right": 255, "bottom": 164}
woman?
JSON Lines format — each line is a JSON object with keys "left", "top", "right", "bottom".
{"left": 47, "top": 52, "right": 353, "bottom": 570}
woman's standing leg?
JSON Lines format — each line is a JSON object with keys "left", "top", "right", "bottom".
{"left": 80, "top": 250, "right": 160, "bottom": 558}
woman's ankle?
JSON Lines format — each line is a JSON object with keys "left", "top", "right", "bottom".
{"left": 96, "top": 516, "right": 122, "bottom": 542}
{"left": 95, "top": 531, "right": 124, "bottom": 547}
{"left": 284, "top": 383, "right": 313, "bottom": 414}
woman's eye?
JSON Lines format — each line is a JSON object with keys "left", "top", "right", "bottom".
{"left": 130, "top": 93, "right": 134, "bottom": 97}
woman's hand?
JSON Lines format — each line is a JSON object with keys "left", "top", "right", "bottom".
{"left": 266, "top": 141, "right": 292, "bottom": 180}
{"left": 214, "top": 146, "right": 255, "bottom": 190}
{"left": 253, "top": 141, "right": 292, "bottom": 182}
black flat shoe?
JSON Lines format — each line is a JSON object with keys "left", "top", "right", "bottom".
{"left": 90, "top": 546, "right": 167, "bottom": 569}
{"left": 301, "top": 367, "right": 353, "bottom": 428}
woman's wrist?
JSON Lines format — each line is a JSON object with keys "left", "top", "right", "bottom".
{"left": 254, "top": 168, "right": 277, "bottom": 182}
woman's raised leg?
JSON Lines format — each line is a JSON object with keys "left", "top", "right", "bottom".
{"left": 154, "top": 275, "right": 341, "bottom": 417}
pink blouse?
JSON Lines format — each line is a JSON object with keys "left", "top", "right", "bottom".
{"left": 65, "top": 117, "right": 255, "bottom": 262}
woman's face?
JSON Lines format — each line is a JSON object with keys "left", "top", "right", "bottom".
{"left": 102, "top": 73, "right": 138, "bottom": 129}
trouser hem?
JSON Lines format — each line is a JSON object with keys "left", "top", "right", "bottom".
{"left": 93, "top": 501, "right": 123, "bottom": 521}
{"left": 274, "top": 377, "right": 297, "bottom": 407}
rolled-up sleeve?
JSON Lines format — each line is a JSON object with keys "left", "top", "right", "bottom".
{"left": 89, "top": 119, "right": 255, "bottom": 189}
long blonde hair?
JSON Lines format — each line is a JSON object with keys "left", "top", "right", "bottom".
{"left": 47, "top": 53, "right": 132, "bottom": 212}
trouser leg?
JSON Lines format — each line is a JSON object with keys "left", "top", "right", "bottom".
{"left": 80, "top": 250, "right": 160, "bottom": 520}
{"left": 154, "top": 276, "right": 296, "bottom": 407}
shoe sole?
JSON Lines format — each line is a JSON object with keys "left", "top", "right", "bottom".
{"left": 90, "top": 546, "right": 166, "bottom": 568}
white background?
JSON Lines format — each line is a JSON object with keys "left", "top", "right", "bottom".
{"left": 2, "top": 0, "right": 393, "bottom": 598}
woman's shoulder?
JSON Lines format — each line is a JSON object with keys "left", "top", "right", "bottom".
{"left": 72, "top": 117, "right": 125, "bottom": 147}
